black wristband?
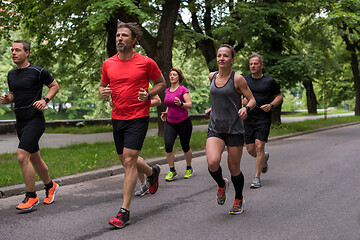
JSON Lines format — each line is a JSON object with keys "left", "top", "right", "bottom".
{"left": 180, "top": 102, "right": 184, "bottom": 107}
{"left": 147, "top": 92, "right": 153, "bottom": 100}
{"left": 43, "top": 97, "right": 50, "bottom": 103}
{"left": 270, "top": 103, "right": 274, "bottom": 109}
{"left": 245, "top": 105, "right": 250, "bottom": 114}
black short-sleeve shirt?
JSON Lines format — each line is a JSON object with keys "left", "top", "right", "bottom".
{"left": 244, "top": 74, "right": 281, "bottom": 124}
{"left": 8, "top": 64, "right": 54, "bottom": 109}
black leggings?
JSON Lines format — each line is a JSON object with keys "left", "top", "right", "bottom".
{"left": 164, "top": 117, "right": 192, "bottom": 153}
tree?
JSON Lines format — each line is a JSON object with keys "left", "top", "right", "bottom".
{"left": 328, "top": 0, "right": 360, "bottom": 115}
{"left": 4, "top": 0, "right": 181, "bottom": 134}
{"left": 103, "top": 0, "right": 181, "bottom": 135}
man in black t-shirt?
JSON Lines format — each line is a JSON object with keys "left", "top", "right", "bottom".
{"left": 242, "top": 53, "right": 283, "bottom": 188}
{"left": 1, "top": 40, "right": 60, "bottom": 211}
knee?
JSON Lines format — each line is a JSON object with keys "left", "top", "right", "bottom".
{"left": 207, "top": 158, "right": 220, "bottom": 172}
{"left": 122, "top": 157, "right": 137, "bottom": 169}
{"left": 255, "top": 144, "right": 264, "bottom": 154}
{"left": 246, "top": 144, "right": 255, "bottom": 153}
{"left": 228, "top": 165, "right": 240, "bottom": 176}
{"left": 17, "top": 153, "right": 30, "bottom": 165}
{"left": 165, "top": 145, "right": 173, "bottom": 153}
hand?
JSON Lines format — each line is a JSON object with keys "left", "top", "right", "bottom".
{"left": 260, "top": 104, "right": 272, "bottom": 112}
{"left": 160, "top": 111, "right": 167, "bottom": 122}
{"left": 238, "top": 107, "right": 248, "bottom": 120}
{"left": 100, "top": 84, "right": 112, "bottom": 99}
{"left": 205, "top": 108, "right": 211, "bottom": 118}
{"left": 174, "top": 97, "right": 181, "bottom": 106}
{"left": 33, "top": 99, "right": 47, "bottom": 111}
{"left": 242, "top": 98, "right": 248, "bottom": 106}
{"left": 0, "top": 93, "right": 9, "bottom": 104}
{"left": 138, "top": 88, "right": 149, "bottom": 102}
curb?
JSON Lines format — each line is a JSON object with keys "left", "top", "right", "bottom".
{"left": 0, "top": 150, "right": 206, "bottom": 198}
{"left": 1, "top": 121, "right": 359, "bottom": 198}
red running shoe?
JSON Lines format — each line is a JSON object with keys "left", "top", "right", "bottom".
{"left": 108, "top": 209, "right": 130, "bottom": 229}
{"left": 147, "top": 164, "right": 160, "bottom": 194}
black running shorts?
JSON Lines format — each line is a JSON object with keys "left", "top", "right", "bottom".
{"left": 112, "top": 117, "right": 149, "bottom": 154}
{"left": 16, "top": 115, "right": 45, "bottom": 154}
{"left": 244, "top": 122, "right": 271, "bottom": 144}
{"left": 207, "top": 130, "right": 245, "bottom": 147}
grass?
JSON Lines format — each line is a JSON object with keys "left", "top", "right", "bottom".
{"left": 282, "top": 109, "right": 352, "bottom": 117}
{"left": 1, "top": 115, "right": 359, "bottom": 187}
{"left": 45, "top": 119, "right": 209, "bottom": 134}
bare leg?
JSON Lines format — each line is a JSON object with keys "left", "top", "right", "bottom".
{"left": 29, "top": 150, "right": 51, "bottom": 185}
{"left": 184, "top": 149, "right": 192, "bottom": 167}
{"left": 206, "top": 137, "right": 225, "bottom": 172}
{"left": 17, "top": 148, "right": 36, "bottom": 192}
{"left": 246, "top": 140, "right": 266, "bottom": 178}
{"left": 166, "top": 151, "right": 175, "bottom": 169}
{"left": 121, "top": 148, "right": 140, "bottom": 211}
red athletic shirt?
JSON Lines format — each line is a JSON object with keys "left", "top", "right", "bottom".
{"left": 101, "top": 52, "right": 162, "bottom": 120}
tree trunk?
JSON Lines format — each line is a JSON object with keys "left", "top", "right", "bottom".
{"left": 271, "top": 103, "right": 282, "bottom": 123}
{"left": 349, "top": 51, "right": 360, "bottom": 115}
{"left": 303, "top": 79, "right": 318, "bottom": 114}
{"left": 340, "top": 26, "right": 360, "bottom": 115}
{"left": 104, "top": 0, "right": 181, "bottom": 136}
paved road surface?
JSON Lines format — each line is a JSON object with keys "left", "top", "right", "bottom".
{"left": 0, "top": 124, "right": 359, "bottom": 240}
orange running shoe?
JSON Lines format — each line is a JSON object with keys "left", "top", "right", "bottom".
{"left": 217, "top": 178, "right": 229, "bottom": 206}
{"left": 16, "top": 195, "right": 39, "bottom": 211}
{"left": 44, "top": 181, "right": 59, "bottom": 204}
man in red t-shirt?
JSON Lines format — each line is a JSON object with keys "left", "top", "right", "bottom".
{"left": 99, "top": 22, "right": 165, "bottom": 229}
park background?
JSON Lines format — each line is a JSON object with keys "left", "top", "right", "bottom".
{"left": 1, "top": 0, "right": 359, "bottom": 131}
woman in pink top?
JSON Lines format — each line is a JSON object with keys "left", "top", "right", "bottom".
{"left": 161, "top": 68, "right": 193, "bottom": 181}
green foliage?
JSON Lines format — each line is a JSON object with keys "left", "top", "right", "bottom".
{"left": 172, "top": 43, "right": 210, "bottom": 114}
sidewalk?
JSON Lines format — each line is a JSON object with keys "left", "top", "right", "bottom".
{"left": 0, "top": 113, "right": 357, "bottom": 198}
{"left": 0, "top": 113, "right": 354, "bottom": 154}
{"left": 0, "top": 125, "right": 208, "bottom": 154}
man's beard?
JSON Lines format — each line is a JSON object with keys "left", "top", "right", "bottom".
{"left": 116, "top": 43, "right": 132, "bottom": 52}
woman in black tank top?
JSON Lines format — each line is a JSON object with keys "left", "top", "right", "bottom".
{"left": 205, "top": 44, "right": 256, "bottom": 214}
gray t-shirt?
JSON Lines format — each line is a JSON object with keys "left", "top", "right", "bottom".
{"left": 208, "top": 71, "right": 244, "bottom": 134}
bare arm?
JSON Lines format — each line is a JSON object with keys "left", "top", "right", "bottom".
{"left": 33, "top": 79, "right": 60, "bottom": 111}
{"left": 99, "top": 81, "right": 112, "bottom": 99}
{"left": 260, "top": 93, "right": 283, "bottom": 112}
{"left": 205, "top": 72, "right": 216, "bottom": 117}
{"left": 138, "top": 74, "right": 166, "bottom": 102}
{"left": 234, "top": 73, "right": 256, "bottom": 120}
{"left": 161, "top": 107, "right": 168, "bottom": 122}
{"left": 150, "top": 95, "right": 161, "bottom": 107}
{"left": 174, "top": 92, "right": 192, "bottom": 109}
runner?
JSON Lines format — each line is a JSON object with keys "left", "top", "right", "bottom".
{"left": 161, "top": 68, "right": 193, "bottom": 181}
{"left": 242, "top": 53, "right": 283, "bottom": 188}
{"left": 205, "top": 44, "right": 256, "bottom": 214}
{"left": 99, "top": 22, "right": 166, "bottom": 228}
{"left": 1, "top": 40, "right": 60, "bottom": 211}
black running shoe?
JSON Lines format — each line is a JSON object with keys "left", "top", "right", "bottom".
{"left": 108, "top": 208, "right": 130, "bottom": 229}
{"left": 148, "top": 164, "right": 160, "bottom": 194}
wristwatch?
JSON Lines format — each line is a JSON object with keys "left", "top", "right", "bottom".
{"left": 43, "top": 97, "right": 50, "bottom": 104}
{"left": 245, "top": 105, "right": 250, "bottom": 114}
{"left": 270, "top": 103, "right": 274, "bottom": 109}
{"left": 147, "top": 92, "right": 153, "bottom": 100}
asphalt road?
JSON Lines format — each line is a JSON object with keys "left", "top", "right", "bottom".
{"left": 0, "top": 124, "right": 359, "bottom": 240}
